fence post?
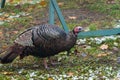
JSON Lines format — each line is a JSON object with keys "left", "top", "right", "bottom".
{"left": 49, "top": 0, "right": 55, "bottom": 25}
{"left": 0, "top": 0, "right": 6, "bottom": 8}
{"left": 50, "top": 0, "right": 69, "bottom": 33}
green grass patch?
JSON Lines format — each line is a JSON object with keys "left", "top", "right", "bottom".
{"left": 85, "top": 1, "right": 120, "bottom": 19}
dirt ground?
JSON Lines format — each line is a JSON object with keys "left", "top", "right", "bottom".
{"left": 31, "top": 7, "right": 111, "bottom": 27}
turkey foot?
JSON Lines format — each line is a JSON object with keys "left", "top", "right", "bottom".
{"left": 43, "top": 58, "right": 60, "bottom": 69}
{"left": 49, "top": 57, "right": 60, "bottom": 66}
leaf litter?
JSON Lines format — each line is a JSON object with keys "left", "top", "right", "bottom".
{"left": 0, "top": 0, "right": 120, "bottom": 80}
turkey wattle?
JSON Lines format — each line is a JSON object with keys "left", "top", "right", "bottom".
{"left": 0, "top": 24, "right": 83, "bottom": 69}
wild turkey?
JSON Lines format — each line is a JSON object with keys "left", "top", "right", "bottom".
{"left": 0, "top": 24, "right": 83, "bottom": 69}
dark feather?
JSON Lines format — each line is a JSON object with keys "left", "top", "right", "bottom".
{"left": 0, "top": 44, "right": 25, "bottom": 63}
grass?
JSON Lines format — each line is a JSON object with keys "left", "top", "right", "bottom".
{"left": 84, "top": 0, "right": 120, "bottom": 19}
{"left": 58, "top": 0, "right": 120, "bottom": 18}
{"left": 57, "top": 0, "right": 120, "bottom": 29}
{"left": 0, "top": 0, "right": 120, "bottom": 79}
{"left": 0, "top": 54, "right": 119, "bottom": 79}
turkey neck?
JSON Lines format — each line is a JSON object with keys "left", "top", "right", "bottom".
{"left": 60, "top": 31, "right": 77, "bottom": 51}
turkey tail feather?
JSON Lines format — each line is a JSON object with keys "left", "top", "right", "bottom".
{"left": 0, "top": 49, "right": 16, "bottom": 63}
{"left": 0, "top": 44, "right": 24, "bottom": 63}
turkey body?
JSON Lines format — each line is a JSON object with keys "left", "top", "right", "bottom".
{"left": 0, "top": 24, "right": 77, "bottom": 64}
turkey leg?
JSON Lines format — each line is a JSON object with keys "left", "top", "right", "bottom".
{"left": 43, "top": 58, "right": 49, "bottom": 69}
{"left": 49, "top": 57, "right": 60, "bottom": 66}
{"left": 43, "top": 57, "right": 60, "bottom": 69}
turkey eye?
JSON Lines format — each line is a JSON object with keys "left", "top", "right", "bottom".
{"left": 79, "top": 28, "right": 81, "bottom": 30}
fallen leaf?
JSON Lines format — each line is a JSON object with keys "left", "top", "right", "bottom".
{"left": 7, "top": 17, "right": 14, "bottom": 21}
{"left": 58, "top": 2, "right": 64, "bottom": 6}
{"left": 2, "top": 71, "right": 14, "bottom": 75}
{"left": 27, "top": 7, "right": 33, "bottom": 12}
{"left": 9, "top": 15, "right": 20, "bottom": 18}
{"left": 39, "top": 0, "right": 47, "bottom": 7}
{"left": 68, "top": 16, "right": 77, "bottom": 20}
{"left": 4, "top": 13, "right": 9, "bottom": 17}
{"left": 9, "top": 0, "right": 14, "bottom": 3}
{"left": 11, "top": 13, "right": 16, "bottom": 15}
{"left": 97, "top": 53, "right": 108, "bottom": 57}
{"left": 97, "top": 52, "right": 111, "bottom": 57}
{"left": 0, "top": 31, "right": 3, "bottom": 35}
{"left": 2, "top": 45, "right": 8, "bottom": 50}
{"left": 100, "top": 44, "right": 108, "bottom": 50}
{"left": 0, "top": 17, "right": 6, "bottom": 20}
{"left": 28, "top": 16, "right": 33, "bottom": 19}
{"left": 12, "top": 30, "right": 18, "bottom": 34}
{"left": 0, "top": 31, "right": 3, "bottom": 38}
{"left": 48, "top": 77, "right": 53, "bottom": 80}
{"left": 67, "top": 72, "right": 74, "bottom": 77}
